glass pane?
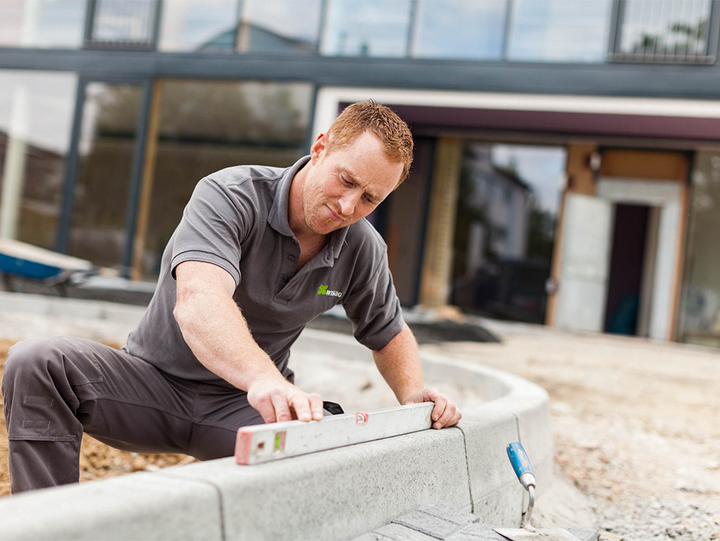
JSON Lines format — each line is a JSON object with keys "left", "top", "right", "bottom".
{"left": 681, "top": 151, "right": 720, "bottom": 347}
{"left": 412, "top": 0, "right": 507, "bottom": 60}
{"left": 239, "top": 0, "right": 321, "bottom": 54}
{"left": 0, "top": 0, "right": 85, "bottom": 49}
{"left": 508, "top": 0, "right": 613, "bottom": 62}
{"left": 158, "top": 0, "right": 238, "bottom": 52}
{"left": 91, "top": 0, "right": 157, "bottom": 44}
{"left": 0, "top": 70, "right": 77, "bottom": 249}
{"left": 322, "top": 0, "right": 411, "bottom": 57}
{"left": 137, "top": 80, "right": 312, "bottom": 278}
{"left": 452, "top": 143, "right": 566, "bottom": 323}
{"left": 70, "top": 83, "right": 143, "bottom": 268}
{"left": 619, "top": 0, "right": 711, "bottom": 56}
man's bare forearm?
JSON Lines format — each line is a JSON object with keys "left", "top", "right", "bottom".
{"left": 174, "top": 275, "right": 282, "bottom": 391}
{"left": 173, "top": 261, "right": 324, "bottom": 424}
{"left": 372, "top": 323, "right": 424, "bottom": 404}
{"left": 373, "top": 323, "right": 462, "bottom": 429}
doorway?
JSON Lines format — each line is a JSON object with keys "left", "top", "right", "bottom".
{"left": 603, "top": 203, "right": 651, "bottom": 335}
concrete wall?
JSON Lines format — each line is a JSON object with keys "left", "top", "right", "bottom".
{"left": 0, "top": 327, "right": 552, "bottom": 541}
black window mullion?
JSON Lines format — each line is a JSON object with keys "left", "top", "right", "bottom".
{"left": 122, "top": 79, "right": 155, "bottom": 276}
{"left": 83, "top": 0, "right": 97, "bottom": 47}
{"left": 57, "top": 78, "right": 88, "bottom": 254}
{"left": 502, "top": 0, "right": 515, "bottom": 61}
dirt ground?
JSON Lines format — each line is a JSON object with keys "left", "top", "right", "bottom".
{"left": 423, "top": 323, "right": 720, "bottom": 541}
{"left": 0, "top": 339, "right": 195, "bottom": 496}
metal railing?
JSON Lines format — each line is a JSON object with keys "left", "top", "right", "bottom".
{"left": 83, "top": 0, "right": 161, "bottom": 50}
{"left": 609, "top": 0, "right": 720, "bottom": 63}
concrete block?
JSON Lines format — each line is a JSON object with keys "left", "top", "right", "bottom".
{"left": 392, "top": 509, "right": 465, "bottom": 538}
{"left": 352, "top": 533, "right": 392, "bottom": 541}
{"left": 453, "top": 407, "right": 524, "bottom": 526}
{"left": 445, "top": 522, "right": 505, "bottom": 540}
{"left": 0, "top": 472, "right": 222, "bottom": 541}
{"left": 415, "top": 503, "right": 480, "bottom": 526}
{"left": 471, "top": 486, "right": 524, "bottom": 529}
{"left": 158, "top": 427, "right": 471, "bottom": 541}
{"left": 375, "top": 523, "right": 439, "bottom": 540}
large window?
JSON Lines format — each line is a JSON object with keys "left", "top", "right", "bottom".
{"left": 614, "top": 0, "right": 713, "bottom": 61}
{"left": 158, "top": 0, "right": 239, "bottom": 52}
{"left": 69, "top": 82, "right": 144, "bottom": 268}
{"left": 322, "top": 0, "right": 412, "bottom": 57}
{"left": 680, "top": 151, "right": 720, "bottom": 347}
{"left": 508, "top": 0, "right": 613, "bottom": 62}
{"left": 0, "top": 70, "right": 78, "bottom": 249}
{"left": 411, "top": 0, "right": 507, "bottom": 60}
{"left": 0, "top": 0, "right": 86, "bottom": 49}
{"left": 135, "top": 80, "right": 313, "bottom": 278}
{"left": 452, "top": 143, "right": 565, "bottom": 323}
{"left": 239, "top": 0, "right": 322, "bottom": 54}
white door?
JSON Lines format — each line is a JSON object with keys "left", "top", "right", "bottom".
{"left": 555, "top": 194, "right": 614, "bottom": 332}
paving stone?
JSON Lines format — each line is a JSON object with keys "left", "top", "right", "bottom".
{"left": 393, "top": 508, "right": 466, "bottom": 539}
{"left": 445, "top": 522, "right": 505, "bottom": 540}
{"left": 375, "top": 523, "right": 441, "bottom": 540}
{"left": 352, "top": 532, "right": 392, "bottom": 541}
{"left": 416, "top": 504, "right": 480, "bottom": 527}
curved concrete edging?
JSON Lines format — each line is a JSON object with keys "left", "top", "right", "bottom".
{"left": 0, "top": 328, "right": 552, "bottom": 541}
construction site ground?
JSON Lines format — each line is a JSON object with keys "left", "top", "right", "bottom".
{"left": 0, "top": 309, "right": 719, "bottom": 541}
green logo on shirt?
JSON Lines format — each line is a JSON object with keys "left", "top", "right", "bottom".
{"left": 318, "top": 285, "right": 342, "bottom": 298}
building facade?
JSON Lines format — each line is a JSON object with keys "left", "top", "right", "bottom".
{"left": 1, "top": 0, "right": 720, "bottom": 346}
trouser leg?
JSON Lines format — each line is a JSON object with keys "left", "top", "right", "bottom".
{"left": 2, "top": 336, "right": 197, "bottom": 493}
{"left": 1, "top": 336, "right": 276, "bottom": 493}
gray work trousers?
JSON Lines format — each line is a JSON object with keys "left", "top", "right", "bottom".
{"left": 1, "top": 336, "right": 264, "bottom": 494}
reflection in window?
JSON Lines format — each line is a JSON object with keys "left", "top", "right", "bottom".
{"left": 238, "top": 0, "right": 322, "bottom": 54}
{"left": 89, "top": 0, "right": 158, "bottom": 46}
{"left": 452, "top": 143, "right": 565, "bottom": 323}
{"left": 136, "top": 80, "right": 312, "bottom": 278}
{"left": 158, "top": 0, "right": 239, "bottom": 52}
{"left": 681, "top": 152, "right": 720, "bottom": 347}
{"left": 412, "top": 0, "right": 506, "bottom": 60}
{"left": 0, "top": 0, "right": 85, "bottom": 49}
{"left": 617, "top": 0, "right": 711, "bottom": 58}
{"left": 322, "top": 0, "right": 412, "bottom": 57}
{"left": 508, "top": 0, "right": 612, "bottom": 62}
{"left": 0, "top": 71, "right": 77, "bottom": 249}
{"left": 71, "top": 83, "right": 143, "bottom": 268}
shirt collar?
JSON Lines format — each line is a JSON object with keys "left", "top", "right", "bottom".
{"left": 268, "top": 155, "right": 349, "bottom": 260}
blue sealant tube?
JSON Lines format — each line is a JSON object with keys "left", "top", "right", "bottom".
{"left": 506, "top": 442, "right": 536, "bottom": 491}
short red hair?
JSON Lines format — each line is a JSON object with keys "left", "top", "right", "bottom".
{"left": 326, "top": 100, "right": 414, "bottom": 184}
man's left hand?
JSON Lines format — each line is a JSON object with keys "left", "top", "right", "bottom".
{"left": 402, "top": 388, "right": 462, "bottom": 429}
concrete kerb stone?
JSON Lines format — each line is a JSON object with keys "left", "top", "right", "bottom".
{"left": 0, "top": 314, "right": 554, "bottom": 540}
{"left": 0, "top": 471, "right": 223, "bottom": 541}
{"left": 156, "top": 427, "right": 471, "bottom": 541}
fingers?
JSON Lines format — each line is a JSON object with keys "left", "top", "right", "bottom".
{"left": 308, "top": 393, "right": 324, "bottom": 421}
{"left": 417, "top": 387, "right": 462, "bottom": 430}
{"left": 247, "top": 379, "right": 323, "bottom": 425}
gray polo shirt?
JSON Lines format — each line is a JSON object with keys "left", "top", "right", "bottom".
{"left": 126, "top": 156, "right": 404, "bottom": 387}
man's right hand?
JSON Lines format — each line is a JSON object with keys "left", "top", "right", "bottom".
{"left": 246, "top": 376, "right": 324, "bottom": 424}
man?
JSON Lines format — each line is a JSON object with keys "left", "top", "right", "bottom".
{"left": 2, "top": 100, "right": 461, "bottom": 494}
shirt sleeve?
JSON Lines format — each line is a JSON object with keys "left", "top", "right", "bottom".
{"left": 170, "top": 176, "right": 253, "bottom": 286}
{"left": 342, "top": 249, "right": 405, "bottom": 351}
